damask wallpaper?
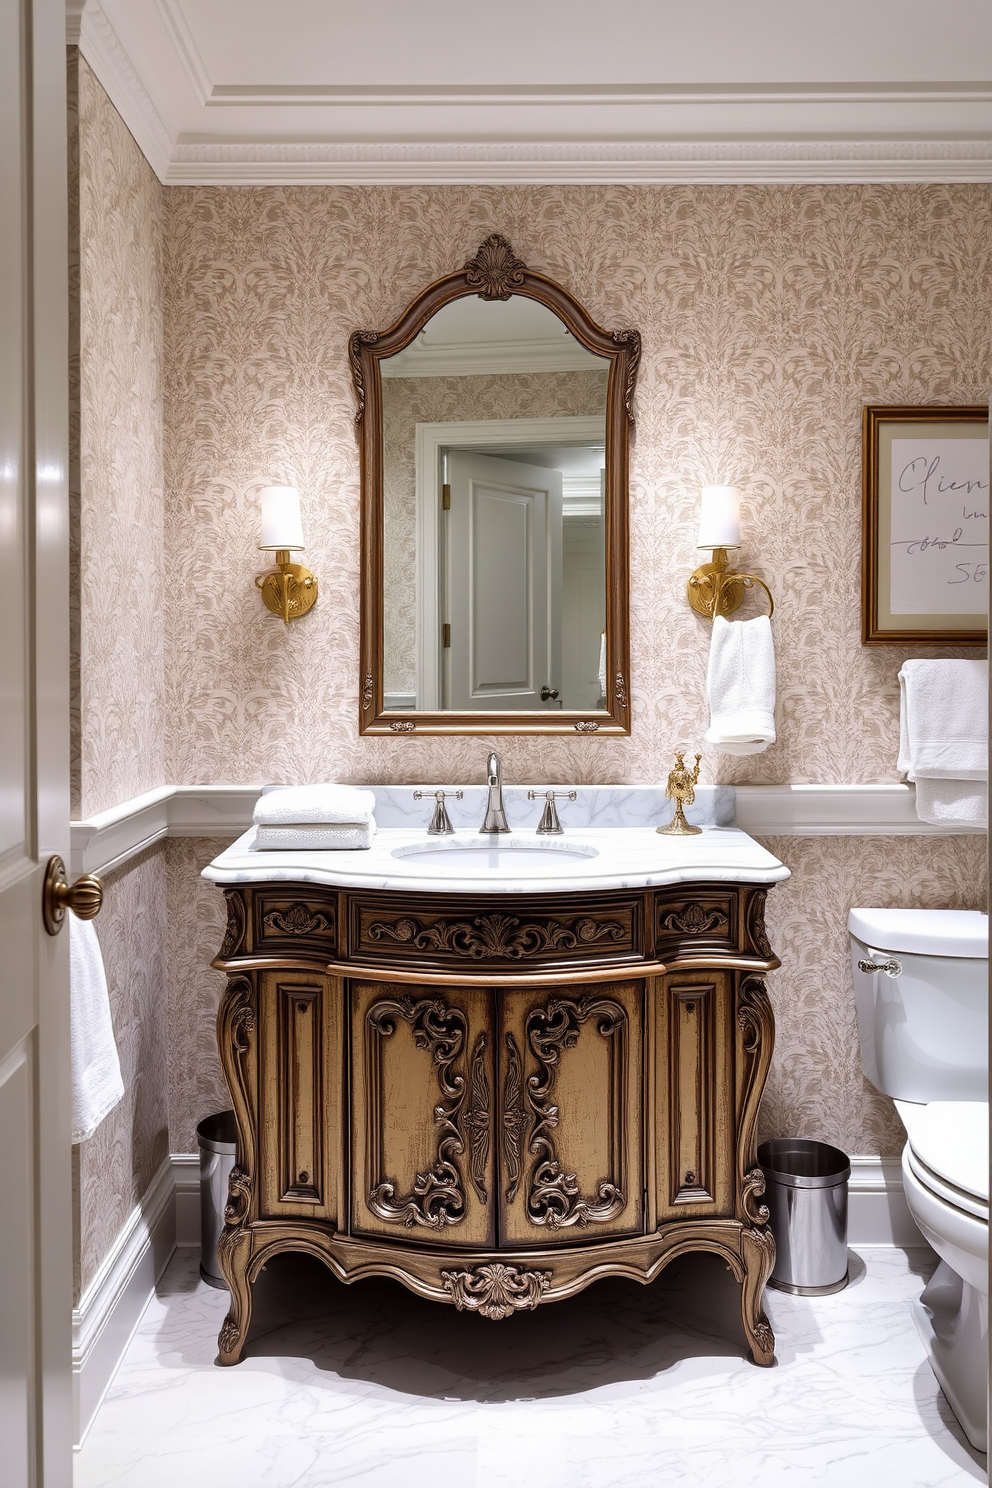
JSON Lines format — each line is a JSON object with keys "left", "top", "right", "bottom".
{"left": 72, "top": 68, "right": 990, "bottom": 1293}
{"left": 75, "top": 54, "right": 166, "bottom": 819}
{"left": 164, "top": 181, "right": 989, "bottom": 788}
{"left": 74, "top": 846, "right": 170, "bottom": 1300}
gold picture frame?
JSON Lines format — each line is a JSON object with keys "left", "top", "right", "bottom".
{"left": 862, "top": 404, "right": 989, "bottom": 646}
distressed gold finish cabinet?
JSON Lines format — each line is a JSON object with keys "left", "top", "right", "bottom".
{"left": 212, "top": 881, "right": 779, "bottom": 1365}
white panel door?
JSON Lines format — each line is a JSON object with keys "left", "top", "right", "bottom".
{"left": 444, "top": 451, "right": 563, "bottom": 710}
{"left": 0, "top": 0, "right": 73, "bottom": 1482}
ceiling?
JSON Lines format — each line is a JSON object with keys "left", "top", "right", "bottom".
{"left": 67, "top": 0, "right": 992, "bottom": 183}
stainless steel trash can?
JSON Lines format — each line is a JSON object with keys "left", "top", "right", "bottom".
{"left": 758, "top": 1138, "right": 850, "bottom": 1295}
{"left": 196, "top": 1110, "right": 237, "bottom": 1289}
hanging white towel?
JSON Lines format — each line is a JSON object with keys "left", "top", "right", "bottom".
{"left": 70, "top": 916, "right": 124, "bottom": 1144}
{"left": 597, "top": 632, "right": 607, "bottom": 699}
{"left": 254, "top": 784, "right": 376, "bottom": 827}
{"left": 897, "top": 659, "right": 988, "bottom": 827}
{"left": 703, "top": 614, "right": 776, "bottom": 755}
{"left": 251, "top": 820, "right": 376, "bottom": 851}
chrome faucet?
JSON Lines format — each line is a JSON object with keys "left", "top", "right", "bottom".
{"left": 479, "top": 751, "right": 510, "bottom": 833}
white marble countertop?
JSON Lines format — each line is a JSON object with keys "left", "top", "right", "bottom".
{"left": 203, "top": 824, "right": 789, "bottom": 896}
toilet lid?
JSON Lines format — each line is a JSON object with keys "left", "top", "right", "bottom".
{"left": 908, "top": 1102, "right": 989, "bottom": 1206}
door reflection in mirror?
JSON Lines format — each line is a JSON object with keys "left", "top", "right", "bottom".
{"left": 379, "top": 295, "right": 609, "bottom": 712}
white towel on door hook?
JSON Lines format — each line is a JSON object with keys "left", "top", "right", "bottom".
{"left": 70, "top": 916, "right": 124, "bottom": 1143}
{"left": 704, "top": 614, "right": 777, "bottom": 755}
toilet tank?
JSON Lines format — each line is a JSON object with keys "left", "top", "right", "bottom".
{"left": 849, "top": 908, "right": 988, "bottom": 1103}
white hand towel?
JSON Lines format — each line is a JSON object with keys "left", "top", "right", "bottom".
{"left": 897, "top": 660, "right": 988, "bottom": 781}
{"left": 251, "top": 821, "right": 376, "bottom": 851}
{"left": 254, "top": 784, "right": 376, "bottom": 827}
{"left": 597, "top": 632, "right": 607, "bottom": 698}
{"left": 914, "top": 777, "right": 988, "bottom": 828}
{"left": 704, "top": 614, "right": 776, "bottom": 755}
{"left": 70, "top": 916, "right": 124, "bottom": 1144}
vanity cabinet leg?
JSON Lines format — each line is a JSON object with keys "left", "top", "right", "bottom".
{"left": 216, "top": 1166, "right": 254, "bottom": 1365}
{"left": 740, "top": 1222, "right": 776, "bottom": 1366}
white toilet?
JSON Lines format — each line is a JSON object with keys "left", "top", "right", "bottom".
{"left": 849, "top": 907, "right": 988, "bottom": 1453}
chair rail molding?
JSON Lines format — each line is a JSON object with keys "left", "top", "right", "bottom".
{"left": 70, "top": 782, "right": 981, "bottom": 878}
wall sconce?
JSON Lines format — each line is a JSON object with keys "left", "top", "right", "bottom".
{"left": 686, "top": 485, "right": 774, "bottom": 619}
{"left": 255, "top": 485, "right": 318, "bottom": 625}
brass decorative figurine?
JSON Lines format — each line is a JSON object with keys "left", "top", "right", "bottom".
{"left": 657, "top": 750, "right": 702, "bottom": 836}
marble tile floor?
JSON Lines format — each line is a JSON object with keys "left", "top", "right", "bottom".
{"left": 75, "top": 1246, "right": 986, "bottom": 1488}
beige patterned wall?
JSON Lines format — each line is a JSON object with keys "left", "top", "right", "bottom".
{"left": 76, "top": 55, "right": 166, "bottom": 818}
{"left": 382, "top": 368, "right": 608, "bottom": 694}
{"left": 164, "top": 183, "right": 989, "bottom": 789}
{"left": 71, "top": 57, "right": 171, "bottom": 1300}
{"left": 74, "top": 847, "right": 170, "bottom": 1300}
{"left": 759, "top": 834, "right": 987, "bottom": 1158}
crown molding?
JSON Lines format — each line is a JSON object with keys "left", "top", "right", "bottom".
{"left": 381, "top": 337, "right": 601, "bottom": 379}
{"left": 74, "top": 0, "right": 173, "bottom": 180}
{"left": 68, "top": 2, "right": 992, "bottom": 185}
{"left": 162, "top": 139, "right": 992, "bottom": 185}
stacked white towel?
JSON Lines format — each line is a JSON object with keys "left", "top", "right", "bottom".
{"left": 70, "top": 916, "right": 124, "bottom": 1144}
{"left": 251, "top": 784, "right": 378, "bottom": 850}
{"left": 704, "top": 615, "right": 777, "bottom": 755}
{"left": 897, "top": 660, "right": 988, "bottom": 827}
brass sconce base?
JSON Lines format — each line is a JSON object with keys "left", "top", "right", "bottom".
{"left": 687, "top": 547, "right": 774, "bottom": 620}
{"left": 256, "top": 550, "right": 318, "bottom": 626}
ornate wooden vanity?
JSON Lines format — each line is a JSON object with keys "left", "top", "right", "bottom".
{"left": 212, "top": 874, "right": 780, "bottom": 1365}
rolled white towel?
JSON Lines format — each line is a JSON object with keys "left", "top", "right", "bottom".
{"left": 703, "top": 614, "right": 776, "bottom": 756}
{"left": 70, "top": 917, "right": 124, "bottom": 1144}
{"left": 914, "top": 778, "right": 987, "bottom": 828}
{"left": 254, "top": 783, "right": 376, "bottom": 827}
{"left": 252, "top": 821, "right": 376, "bottom": 851}
{"left": 897, "top": 660, "right": 987, "bottom": 781}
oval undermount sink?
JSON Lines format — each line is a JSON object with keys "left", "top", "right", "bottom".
{"left": 392, "top": 839, "right": 598, "bottom": 873}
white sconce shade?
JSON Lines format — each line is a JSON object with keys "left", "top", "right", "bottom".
{"left": 259, "top": 485, "right": 305, "bottom": 551}
{"left": 697, "top": 486, "right": 741, "bottom": 549}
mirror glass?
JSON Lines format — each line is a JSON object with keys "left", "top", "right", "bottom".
{"left": 380, "top": 296, "right": 609, "bottom": 713}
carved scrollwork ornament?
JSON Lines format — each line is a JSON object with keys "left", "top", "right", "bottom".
{"left": 366, "top": 912, "right": 625, "bottom": 960}
{"left": 574, "top": 720, "right": 600, "bottom": 732}
{"left": 746, "top": 889, "right": 773, "bottom": 959}
{"left": 362, "top": 672, "right": 374, "bottom": 712}
{"left": 463, "top": 233, "right": 527, "bottom": 300}
{"left": 525, "top": 996, "right": 627, "bottom": 1228}
{"left": 611, "top": 328, "right": 641, "bottom": 424}
{"left": 219, "top": 892, "right": 246, "bottom": 958}
{"left": 366, "top": 996, "right": 469, "bottom": 1228}
{"left": 389, "top": 720, "right": 416, "bottom": 732}
{"left": 441, "top": 1262, "right": 552, "bottom": 1319}
{"left": 614, "top": 671, "right": 628, "bottom": 710}
{"left": 465, "top": 1031, "right": 490, "bottom": 1204}
{"left": 262, "top": 903, "right": 331, "bottom": 937}
{"left": 742, "top": 1166, "right": 771, "bottom": 1227}
{"left": 502, "top": 1032, "right": 527, "bottom": 1203}
{"left": 350, "top": 330, "right": 380, "bottom": 424}
{"left": 223, "top": 976, "right": 256, "bottom": 1056}
{"left": 662, "top": 902, "right": 729, "bottom": 936}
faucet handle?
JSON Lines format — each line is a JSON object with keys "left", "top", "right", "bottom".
{"left": 414, "top": 789, "right": 463, "bottom": 836}
{"left": 527, "top": 789, "right": 577, "bottom": 836}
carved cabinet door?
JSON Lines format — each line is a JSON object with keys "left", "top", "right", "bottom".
{"left": 497, "top": 981, "right": 644, "bottom": 1246}
{"left": 257, "top": 971, "right": 343, "bottom": 1222}
{"left": 349, "top": 981, "right": 495, "bottom": 1246}
{"left": 653, "top": 970, "right": 735, "bottom": 1221}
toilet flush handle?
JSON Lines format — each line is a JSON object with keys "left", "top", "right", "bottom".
{"left": 858, "top": 957, "right": 902, "bottom": 978}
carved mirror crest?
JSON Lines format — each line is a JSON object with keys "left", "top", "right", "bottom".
{"left": 351, "top": 234, "right": 640, "bottom": 736}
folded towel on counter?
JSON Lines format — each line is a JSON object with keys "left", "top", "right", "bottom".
{"left": 252, "top": 820, "right": 376, "bottom": 852}
{"left": 253, "top": 784, "right": 376, "bottom": 827}
{"left": 70, "top": 916, "right": 124, "bottom": 1144}
{"left": 897, "top": 660, "right": 988, "bottom": 780}
{"left": 897, "top": 659, "right": 988, "bottom": 827}
{"left": 703, "top": 614, "right": 776, "bottom": 755}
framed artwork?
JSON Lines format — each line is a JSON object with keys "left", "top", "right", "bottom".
{"left": 862, "top": 404, "right": 989, "bottom": 645}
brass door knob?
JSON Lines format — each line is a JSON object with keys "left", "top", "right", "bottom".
{"left": 42, "top": 855, "right": 103, "bottom": 937}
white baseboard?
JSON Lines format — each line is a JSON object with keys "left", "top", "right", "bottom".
{"left": 72, "top": 1155, "right": 178, "bottom": 1448}
{"left": 848, "top": 1156, "right": 923, "bottom": 1247}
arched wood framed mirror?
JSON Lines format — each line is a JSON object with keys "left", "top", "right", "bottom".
{"left": 351, "top": 234, "right": 640, "bottom": 736}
